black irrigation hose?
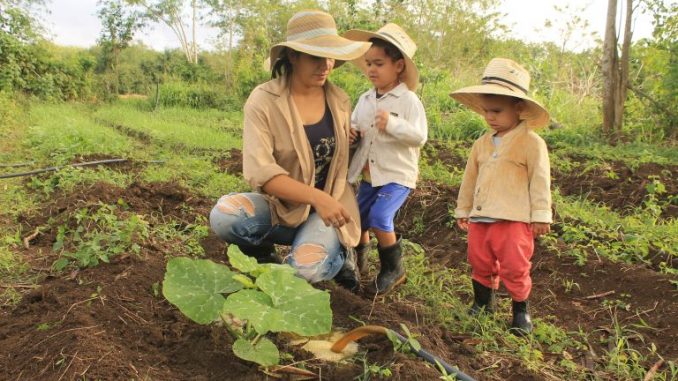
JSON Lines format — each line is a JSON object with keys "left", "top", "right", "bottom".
{"left": 0, "top": 158, "right": 164, "bottom": 179}
{"left": 389, "top": 329, "right": 476, "bottom": 381}
{"left": 331, "top": 325, "right": 476, "bottom": 381}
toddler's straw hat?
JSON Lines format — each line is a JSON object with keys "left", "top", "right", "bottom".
{"left": 451, "top": 58, "right": 549, "bottom": 128}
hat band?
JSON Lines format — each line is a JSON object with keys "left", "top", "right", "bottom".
{"left": 377, "top": 31, "right": 407, "bottom": 53}
{"left": 287, "top": 27, "right": 337, "bottom": 41}
{"left": 482, "top": 76, "right": 528, "bottom": 95}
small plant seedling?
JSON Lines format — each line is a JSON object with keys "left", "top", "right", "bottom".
{"left": 386, "top": 323, "right": 422, "bottom": 354}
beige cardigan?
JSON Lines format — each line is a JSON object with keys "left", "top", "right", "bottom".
{"left": 242, "top": 76, "right": 360, "bottom": 247}
{"left": 455, "top": 122, "right": 553, "bottom": 223}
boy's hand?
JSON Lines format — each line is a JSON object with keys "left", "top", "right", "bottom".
{"left": 456, "top": 218, "right": 469, "bottom": 232}
{"left": 349, "top": 128, "right": 360, "bottom": 145}
{"left": 375, "top": 109, "right": 389, "bottom": 131}
{"left": 531, "top": 222, "right": 550, "bottom": 237}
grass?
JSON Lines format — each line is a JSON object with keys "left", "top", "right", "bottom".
{"left": 550, "top": 190, "right": 677, "bottom": 277}
{"left": 26, "top": 103, "right": 137, "bottom": 164}
{"left": 93, "top": 102, "right": 242, "bottom": 152}
{"left": 1, "top": 99, "right": 676, "bottom": 379}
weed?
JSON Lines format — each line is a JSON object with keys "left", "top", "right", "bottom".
{"left": 52, "top": 203, "right": 149, "bottom": 270}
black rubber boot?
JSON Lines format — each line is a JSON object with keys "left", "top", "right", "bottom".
{"left": 510, "top": 300, "right": 533, "bottom": 336}
{"left": 355, "top": 243, "right": 370, "bottom": 274}
{"left": 375, "top": 239, "right": 406, "bottom": 294}
{"left": 469, "top": 279, "right": 495, "bottom": 315}
{"left": 238, "top": 244, "right": 280, "bottom": 264}
{"left": 333, "top": 247, "right": 360, "bottom": 293}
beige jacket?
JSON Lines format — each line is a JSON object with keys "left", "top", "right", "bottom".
{"left": 242, "top": 77, "right": 360, "bottom": 247}
{"left": 455, "top": 122, "right": 552, "bottom": 223}
{"left": 347, "top": 83, "right": 427, "bottom": 188}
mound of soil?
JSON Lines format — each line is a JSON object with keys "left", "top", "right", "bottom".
{"left": 2, "top": 147, "right": 676, "bottom": 380}
{"left": 213, "top": 148, "right": 243, "bottom": 176}
{"left": 395, "top": 179, "right": 678, "bottom": 374}
{"left": 554, "top": 160, "right": 678, "bottom": 219}
{"left": 1, "top": 181, "right": 494, "bottom": 380}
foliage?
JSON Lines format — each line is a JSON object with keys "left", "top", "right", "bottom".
{"left": 97, "top": 0, "right": 145, "bottom": 94}
{"left": 162, "top": 245, "right": 333, "bottom": 366}
{"left": 52, "top": 202, "right": 150, "bottom": 270}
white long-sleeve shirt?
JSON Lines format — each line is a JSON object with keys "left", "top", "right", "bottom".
{"left": 348, "top": 83, "right": 428, "bottom": 188}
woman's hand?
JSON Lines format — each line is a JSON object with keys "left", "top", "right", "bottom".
{"left": 375, "top": 110, "right": 389, "bottom": 132}
{"left": 530, "top": 222, "right": 550, "bottom": 237}
{"left": 456, "top": 218, "right": 469, "bottom": 231}
{"left": 311, "top": 190, "right": 352, "bottom": 228}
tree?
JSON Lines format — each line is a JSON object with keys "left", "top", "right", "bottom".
{"left": 97, "top": 0, "right": 144, "bottom": 73}
{"left": 601, "top": 0, "right": 638, "bottom": 143}
{"left": 127, "top": 0, "right": 201, "bottom": 64}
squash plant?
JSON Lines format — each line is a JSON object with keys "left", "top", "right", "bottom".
{"left": 162, "top": 246, "right": 333, "bottom": 366}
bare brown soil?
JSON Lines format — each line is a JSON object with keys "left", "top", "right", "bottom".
{"left": 1, "top": 146, "right": 676, "bottom": 380}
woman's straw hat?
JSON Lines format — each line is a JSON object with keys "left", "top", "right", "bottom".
{"left": 343, "top": 23, "right": 419, "bottom": 91}
{"left": 450, "top": 58, "right": 550, "bottom": 128}
{"left": 269, "top": 10, "right": 371, "bottom": 68}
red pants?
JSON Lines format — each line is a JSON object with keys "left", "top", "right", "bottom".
{"left": 468, "top": 221, "right": 534, "bottom": 302}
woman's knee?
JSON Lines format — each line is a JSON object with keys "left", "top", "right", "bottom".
{"left": 209, "top": 193, "right": 265, "bottom": 242}
{"left": 286, "top": 243, "right": 342, "bottom": 283}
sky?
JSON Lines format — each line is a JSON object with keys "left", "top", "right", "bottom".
{"left": 41, "top": 0, "right": 656, "bottom": 52}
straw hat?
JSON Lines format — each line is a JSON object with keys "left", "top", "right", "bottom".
{"left": 343, "top": 23, "right": 419, "bottom": 91}
{"left": 450, "top": 58, "right": 550, "bottom": 128}
{"left": 269, "top": 10, "right": 371, "bottom": 69}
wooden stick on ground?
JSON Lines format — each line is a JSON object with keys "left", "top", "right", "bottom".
{"left": 23, "top": 227, "right": 40, "bottom": 249}
{"left": 643, "top": 359, "right": 665, "bottom": 381}
{"left": 583, "top": 290, "right": 615, "bottom": 300}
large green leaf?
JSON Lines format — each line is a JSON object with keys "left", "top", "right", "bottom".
{"left": 226, "top": 245, "right": 296, "bottom": 277}
{"left": 232, "top": 337, "right": 279, "bottom": 367}
{"left": 222, "top": 289, "right": 282, "bottom": 334}
{"left": 222, "top": 266, "right": 332, "bottom": 336}
{"left": 227, "top": 245, "right": 261, "bottom": 274}
{"left": 257, "top": 269, "right": 332, "bottom": 336}
{"left": 163, "top": 257, "right": 242, "bottom": 324}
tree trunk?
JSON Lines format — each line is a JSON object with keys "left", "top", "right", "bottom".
{"left": 601, "top": 0, "right": 618, "bottom": 142}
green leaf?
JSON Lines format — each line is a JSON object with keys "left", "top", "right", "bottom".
{"left": 163, "top": 257, "right": 242, "bottom": 324}
{"left": 227, "top": 245, "right": 261, "bottom": 274}
{"left": 222, "top": 289, "right": 281, "bottom": 334}
{"left": 52, "top": 257, "right": 69, "bottom": 271}
{"left": 232, "top": 337, "right": 279, "bottom": 366}
{"left": 222, "top": 266, "right": 332, "bottom": 336}
{"left": 256, "top": 268, "right": 331, "bottom": 335}
{"left": 232, "top": 273, "right": 256, "bottom": 288}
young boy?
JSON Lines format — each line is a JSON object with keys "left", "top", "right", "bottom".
{"left": 344, "top": 24, "right": 427, "bottom": 294}
{"left": 450, "top": 58, "right": 552, "bottom": 335}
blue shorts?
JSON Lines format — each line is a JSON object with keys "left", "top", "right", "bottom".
{"left": 357, "top": 181, "right": 411, "bottom": 232}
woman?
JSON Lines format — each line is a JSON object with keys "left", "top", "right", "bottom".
{"left": 210, "top": 10, "right": 371, "bottom": 292}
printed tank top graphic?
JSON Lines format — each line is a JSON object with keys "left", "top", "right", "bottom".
{"left": 303, "top": 105, "right": 335, "bottom": 190}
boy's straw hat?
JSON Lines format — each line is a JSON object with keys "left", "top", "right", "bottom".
{"left": 450, "top": 58, "right": 550, "bottom": 128}
{"left": 343, "top": 23, "right": 419, "bottom": 91}
{"left": 269, "top": 10, "right": 371, "bottom": 69}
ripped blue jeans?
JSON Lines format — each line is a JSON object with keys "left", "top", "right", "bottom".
{"left": 209, "top": 192, "right": 345, "bottom": 283}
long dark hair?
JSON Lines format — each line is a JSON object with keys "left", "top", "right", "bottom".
{"left": 272, "top": 48, "right": 295, "bottom": 79}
